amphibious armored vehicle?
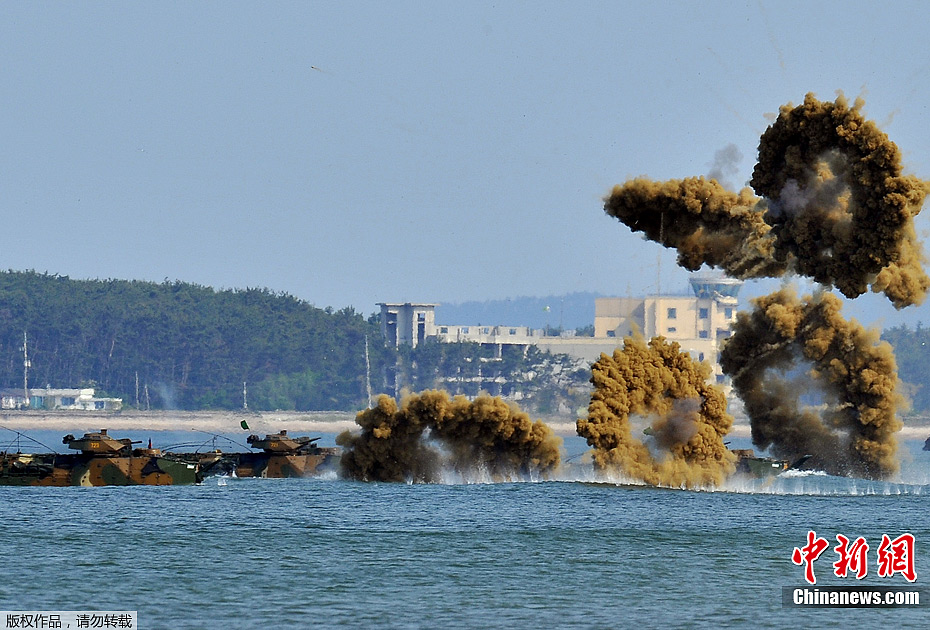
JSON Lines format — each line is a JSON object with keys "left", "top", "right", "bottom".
{"left": 731, "top": 448, "right": 811, "bottom": 477}
{"left": 235, "top": 430, "right": 340, "bottom": 478}
{"left": 176, "top": 430, "right": 341, "bottom": 479}
{"left": 0, "top": 429, "right": 203, "bottom": 486}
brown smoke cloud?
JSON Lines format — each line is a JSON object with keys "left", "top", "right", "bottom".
{"left": 337, "top": 390, "right": 562, "bottom": 482}
{"left": 605, "top": 94, "right": 930, "bottom": 309}
{"left": 596, "top": 93, "right": 924, "bottom": 480}
{"left": 576, "top": 336, "right": 736, "bottom": 488}
{"left": 605, "top": 177, "right": 784, "bottom": 279}
{"left": 719, "top": 288, "right": 902, "bottom": 479}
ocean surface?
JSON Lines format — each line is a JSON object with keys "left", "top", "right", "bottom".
{"left": 1, "top": 430, "right": 929, "bottom": 629}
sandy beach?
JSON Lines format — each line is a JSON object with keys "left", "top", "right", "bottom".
{"left": 0, "top": 409, "right": 359, "bottom": 435}
{"left": 3, "top": 409, "right": 929, "bottom": 442}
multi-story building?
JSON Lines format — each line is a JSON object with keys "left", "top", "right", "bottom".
{"left": 378, "top": 273, "right": 742, "bottom": 383}
{"left": 593, "top": 274, "right": 740, "bottom": 383}
{"left": 377, "top": 302, "right": 438, "bottom": 349}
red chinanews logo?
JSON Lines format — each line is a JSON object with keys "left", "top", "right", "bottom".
{"left": 792, "top": 530, "right": 916, "bottom": 585}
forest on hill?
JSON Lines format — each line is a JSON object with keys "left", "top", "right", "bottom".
{"left": 881, "top": 324, "right": 930, "bottom": 416}
{"left": 0, "top": 271, "right": 385, "bottom": 410}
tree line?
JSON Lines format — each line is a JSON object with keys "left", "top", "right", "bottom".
{"left": 881, "top": 324, "right": 930, "bottom": 416}
{"left": 0, "top": 271, "right": 386, "bottom": 410}
{"left": 0, "top": 271, "right": 590, "bottom": 413}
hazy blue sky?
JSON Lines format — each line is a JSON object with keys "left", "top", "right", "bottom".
{"left": 3, "top": 1, "right": 929, "bottom": 328}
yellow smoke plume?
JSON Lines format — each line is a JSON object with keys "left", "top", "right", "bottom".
{"left": 576, "top": 336, "right": 736, "bottom": 488}
{"left": 605, "top": 94, "right": 929, "bottom": 308}
{"left": 338, "top": 390, "right": 562, "bottom": 482}
{"left": 719, "top": 288, "right": 902, "bottom": 478}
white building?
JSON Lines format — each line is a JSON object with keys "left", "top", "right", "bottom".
{"left": 377, "top": 302, "right": 439, "bottom": 348}
{"left": 0, "top": 387, "right": 123, "bottom": 411}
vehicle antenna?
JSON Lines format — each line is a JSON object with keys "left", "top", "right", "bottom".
{"left": 0, "top": 424, "right": 60, "bottom": 453}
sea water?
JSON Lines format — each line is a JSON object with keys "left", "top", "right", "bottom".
{"left": 1, "top": 433, "right": 928, "bottom": 629}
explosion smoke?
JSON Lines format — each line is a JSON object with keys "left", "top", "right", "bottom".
{"left": 719, "top": 288, "right": 902, "bottom": 479}
{"left": 605, "top": 94, "right": 930, "bottom": 308}
{"left": 605, "top": 177, "right": 783, "bottom": 279}
{"left": 337, "top": 390, "right": 562, "bottom": 482}
{"left": 576, "top": 336, "right": 736, "bottom": 488}
{"left": 596, "top": 93, "right": 924, "bottom": 481}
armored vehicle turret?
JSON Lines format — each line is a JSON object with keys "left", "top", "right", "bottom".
{"left": 62, "top": 429, "right": 139, "bottom": 456}
{"left": 246, "top": 430, "right": 321, "bottom": 454}
{"left": 230, "top": 430, "right": 339, "bottom": 478}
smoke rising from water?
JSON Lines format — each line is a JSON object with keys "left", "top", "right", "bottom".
{"left": 605, "top": 94, "right": 930, "bottom": 309}
{"left": 576, "top": 336, "right": 736, "bottom": 488}
{"left": 337, "top": 390, "right": 562, "bottom": 482}
{"left": 719, "top": 288, "right": 902, "bottom": 478}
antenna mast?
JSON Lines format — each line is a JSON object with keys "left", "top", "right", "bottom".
{"left": 365, "top": 335, "right": 374, "bottom": 409}
{"left": 22, "top": 331, "right": 30, "bottom": 408}
{"left": 657, "top": 212, "right": 664, "bottom": 295}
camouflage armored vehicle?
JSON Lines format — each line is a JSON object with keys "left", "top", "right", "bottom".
{"left": 233, "top": 430, "right": 340, "bottom": 478}
{"left": 0, "top": 429, "right": 203, "bottom": 486}
{"left": 731, "top": 448, "right": 811, "bottom": 478}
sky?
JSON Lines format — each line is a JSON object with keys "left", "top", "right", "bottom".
{"left": 2, "top": 1, "right": 930, "bottom": 329}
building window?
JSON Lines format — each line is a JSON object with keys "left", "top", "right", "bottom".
{"left": 461, "top": 327, "right": 469, "bottom": 334}
{"left": 607, "top": 330, "right": 616, "bottom": 337}
{"left": 699, "top": 330, "right": 709, "bottom": 338}
{"left": 481, "top": 327, "right": 490, "bottom": 334}
{"left": 509, "top": 328, "right": 517, "bottom": 335}
{"left": 668, "top": 327, "right": 677, "bottom": 333}
{"left": 725, "top": 307, "right": 733, "bottom": 319}
{"left": 667, "top": 308, "right": 677, "bottom": 319}
{"left": 439, "top": 327, "right": 448, "bottom": 334}
{"left": 699, "top": 352, "right": 705, "bottom": 362}
{"left": 699, "top": 308, "right": 709, "bottom": 319}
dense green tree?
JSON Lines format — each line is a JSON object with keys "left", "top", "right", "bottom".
{"left": 0, "top": 271, "right": 391, "bottom": 411}
{"left": 881, "top": 324, "right": 930, "bottom": 414}
{"left": 394, "top": 340, "right": 591, "bottom": 415}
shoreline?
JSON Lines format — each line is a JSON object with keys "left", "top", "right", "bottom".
{"left": 1, "top": 410, "right": 928, "bottom": 441}
{"left": 0, "top": 410, "right": 359, "bottom": 435}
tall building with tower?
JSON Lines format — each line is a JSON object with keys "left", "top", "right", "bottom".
{"left": 593, "top": 273, "right": 741, "bottom": 383}
{"left": 377, "top": 302, "right": 439, "bottom": 348}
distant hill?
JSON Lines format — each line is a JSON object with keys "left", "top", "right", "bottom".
{"left": 435, "top": 292, "right": 603, "bottom": 332}
{"left": 0, "top": 270, "right": 389, "bottom": 411}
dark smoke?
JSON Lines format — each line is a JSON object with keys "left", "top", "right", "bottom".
{"left": 719, "top": 288, "right": 902, "bottom": 478}
{"left": 337, "top": 390, "right": 562, "bottom": 482}
{"left": 752, "top": 94, "right": 929, "bottom": 308}
{"left": 605, "top": 94, "right": 930, "bottom": 309}
{"left": 576, "top": 336, "right": 735, "bottom": 488}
